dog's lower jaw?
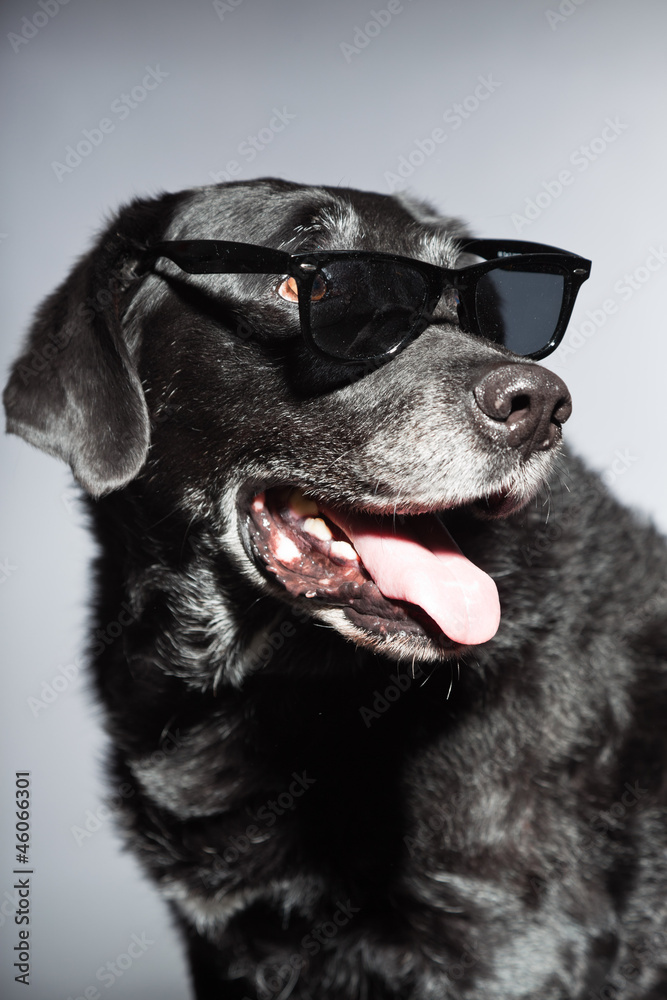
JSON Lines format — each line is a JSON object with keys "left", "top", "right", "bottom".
{"left": 313, "top": 606, "right": 463, "bottom": 663}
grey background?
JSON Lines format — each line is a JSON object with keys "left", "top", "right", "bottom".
{"left": 1, "top": 0, "right": 666, "bottom": 996}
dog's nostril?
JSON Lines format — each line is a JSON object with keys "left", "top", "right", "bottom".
{"left": 552, "top": 395, "right": 573, "bottom": 425}
{"left": 509, "top": 393, "right": 531, "bottom": 414}
{"left": 473, "top": 364, "right": 572, "bottom": 455}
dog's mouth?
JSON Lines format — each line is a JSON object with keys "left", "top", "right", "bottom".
{"left": 246, "top": 487, "right": 510, "bottom": 648}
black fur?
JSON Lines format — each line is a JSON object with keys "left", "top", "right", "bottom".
{"left": 4, "top": 179, "right": 667, "bottom": 998}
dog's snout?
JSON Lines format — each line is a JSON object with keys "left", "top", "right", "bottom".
{"left": 473, "top": 364, "right": 572, "bottom": 455}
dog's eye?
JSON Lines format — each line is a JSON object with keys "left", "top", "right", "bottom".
{"left": 277, "top": 275, "right": 327, "bottom": 303}
{"left": 310, "top": 275, "right": 327, "bottom": 301}
{"left": 277, "top": 276, "right": 299, "bottom": 302}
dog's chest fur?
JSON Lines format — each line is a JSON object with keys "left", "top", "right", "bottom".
{"left": 88, "top": 454, "right": 667, "bottom": 998}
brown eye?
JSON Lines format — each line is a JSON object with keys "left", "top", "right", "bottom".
{"left": 310, "top": 274, "right": 327, "bottom": 301}
{"left": 277, "top": 274, "right": 328, "bottom": 303}
{"left": 277, "top": 276, "right": 299, "bottom": 302}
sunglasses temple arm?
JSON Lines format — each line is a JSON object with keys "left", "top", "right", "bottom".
{"left": 138, "top": 241, "right": 292, "bottom": 275}
{"left": 459, "top": 238, "right": 586, "bottom": 259}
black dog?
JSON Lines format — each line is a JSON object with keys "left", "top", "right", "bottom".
{"left": 4, "top": 179, "right": 667, "bottom": 998}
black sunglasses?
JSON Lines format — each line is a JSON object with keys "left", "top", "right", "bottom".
{"left": 141, "top": 237, "right": 591, "bottom": 363}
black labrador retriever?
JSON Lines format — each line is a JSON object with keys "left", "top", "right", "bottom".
{"left": 4, "top": 179, "right": 667, "bottom": 999}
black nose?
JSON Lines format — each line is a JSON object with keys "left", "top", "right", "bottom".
{"left": 473, "top": 364, "right": 572, "bottom": 456}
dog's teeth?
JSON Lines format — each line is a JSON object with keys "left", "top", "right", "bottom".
{"left": 330, "top": 540, "right": 358, "bottom": 561}
{"left": 303, "top": 517, "right": 333, "bottom": 541}
{"left": 275, "top": 535, "right": 301, "bottom": 563}
{"left": 289, "top": 489, "right": 319, "bottom": 517}
{"left": 251, "top": 493, "right": 266, "bottom": 512}
{"left": 304, "top": 590, "right": 317, "bottom": 598}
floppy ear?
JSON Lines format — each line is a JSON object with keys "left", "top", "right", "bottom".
{"left": 3, "top": 194, "right": 178, "bottom": 498}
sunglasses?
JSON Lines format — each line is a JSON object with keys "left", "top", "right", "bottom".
{"left": 141, "top": 237, "right": 591, "bottom": 363}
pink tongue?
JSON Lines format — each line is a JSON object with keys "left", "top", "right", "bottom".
{"left": 323, "top": 509, "right": 500, "bottom": 645}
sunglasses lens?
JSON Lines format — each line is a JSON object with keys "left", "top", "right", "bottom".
{"left": 308, "top": 260, "right": 429, "bottom": 360}
{"left": 474, "top": 269, "right": 565, "bottom": 356}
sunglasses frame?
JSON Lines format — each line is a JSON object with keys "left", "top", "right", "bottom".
{"left": 141, "top": 237, "right": 591, "bottom": 363}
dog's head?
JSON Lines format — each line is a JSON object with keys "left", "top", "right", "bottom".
{"left": 3, "top": 179, "right": 577, "bottom": 666}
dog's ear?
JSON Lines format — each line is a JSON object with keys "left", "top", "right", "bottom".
{"left": 3, "top": 194, "right": 180, "bottom": 498}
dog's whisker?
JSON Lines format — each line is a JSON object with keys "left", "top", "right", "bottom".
{"left": 418, "top": 663, "right": 438, "bottom": 688}
{"left": 179, "top": 512, "right": 199, "bottom": 559}
{"left": 159, "top": 716, "right": 178, "bottom": 744}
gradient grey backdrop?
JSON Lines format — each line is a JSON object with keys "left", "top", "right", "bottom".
{"left": 2, "top": 0, "right": 666, "bottom": 996}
